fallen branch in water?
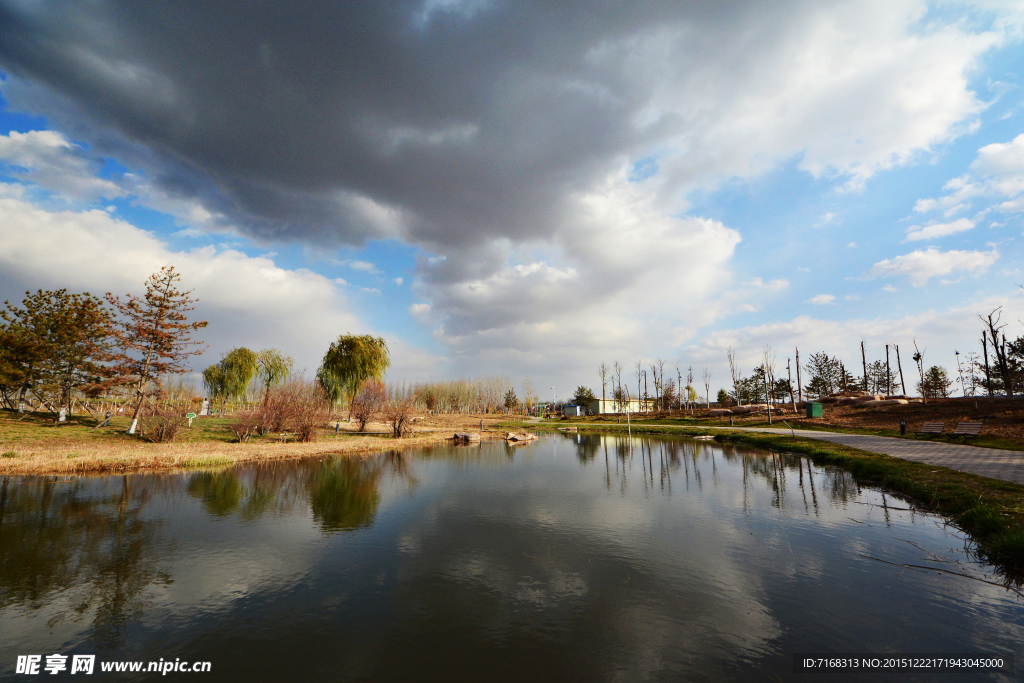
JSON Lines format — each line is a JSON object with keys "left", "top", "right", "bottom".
{"left": 859, "top": 554, "right": 1024, "bottom": 597}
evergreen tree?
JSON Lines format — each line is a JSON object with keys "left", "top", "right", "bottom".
{"left": 106, "top": 267, "right": 208, "bottom": 435}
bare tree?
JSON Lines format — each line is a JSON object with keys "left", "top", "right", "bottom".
{"left": 912, "top": 339, "right": 927, "bottom": 404}
{"left": 687, "top": 366, "right": 694, "bottom": 412}
{"left": 351, "top": 380, "right": 387, "bottom": 432}
{"left": 598, "top": 362, "right": 608, "bottom": 406}
{"left": 894, "top": 343, "right": 907, "bottom": 395}
{"left": 786, "top": 358, "right": 796, "bottom": 408}
{"left": 727, "top": 346, "right": 741, "bottom": 405}
{"left": 702, "top": 367, "right": 711, "bottom": 407}
{"left": 762, "top": 345, "right": 777, "bottom": 405}
{"left": 981, "top": 308, "right": 1014, "bottom": 398}
{"left": 795, "top": 347, "right": 802, "bottom": 403}
{"left": 655, "top": 358, "right": 666, "bottom": 411}
{"left": 634, "top": 359, "right": 644, "bottom": 412}
{"left": 674, "top": 361, "right": 683, "bottom": 411}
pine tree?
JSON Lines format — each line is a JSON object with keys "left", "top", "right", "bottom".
{"left": 106, "top": 267, "right": 208, "bottom": 434}
{"left": 1, "top": 289, "right": 114, "bottom": 420}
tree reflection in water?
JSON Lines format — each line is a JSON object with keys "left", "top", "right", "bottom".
{"left": 308, "top": 458, "right": 383, "bottom": 532}
{"left": 0, "top": 438, "right": 930, "bottom": 659}
{"left": 0, "top": 474, "right": 169, "bottom": 652}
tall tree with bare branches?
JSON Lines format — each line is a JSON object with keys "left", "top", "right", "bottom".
{"left": 727, "top": 347, "right": 741, "bottom": 405}
{"left": 106, "top": 267, "right": 208, "bottom": 435}
{"left": 598, "top": 362, "right": 608, "bottom": 405}
{"left": 981, "top": 308, "right": 1014, "bottom": 398}
{"left": 634, "top": 358, "right": 644, "bottom": 411}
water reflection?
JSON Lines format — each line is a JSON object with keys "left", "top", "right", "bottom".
{"left": 1, "top": 435, "right": 1021, "bottom": 682}
{"left": 0, "top": 475, "right": 169, "bottom": 652}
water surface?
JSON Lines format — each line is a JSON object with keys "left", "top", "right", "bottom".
{"left": 1, "top": 434, "right": 1021, "bottom": 681}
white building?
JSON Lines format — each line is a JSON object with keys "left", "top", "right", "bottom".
{"left": 586, "top": 398, "right": 653, "bottom": 415}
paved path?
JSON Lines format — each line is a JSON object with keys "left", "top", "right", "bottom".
{"left": 711, "top": 427, "right": 1024, "bottom": 486}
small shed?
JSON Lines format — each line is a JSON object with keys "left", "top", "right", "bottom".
{"left": 564, "top": 405, "right": 585, "bottom": 417}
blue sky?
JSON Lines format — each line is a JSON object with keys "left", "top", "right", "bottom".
{"left": 1, "top": 0, "right": 1023, "bottom": 396}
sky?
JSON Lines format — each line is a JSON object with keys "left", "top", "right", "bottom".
{"left": 1, "top": 0, "right": 1024, "bottom": 399}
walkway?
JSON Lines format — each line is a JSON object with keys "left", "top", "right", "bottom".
{"left": 714, "top": 427, "right": 1024, "bottom": 486}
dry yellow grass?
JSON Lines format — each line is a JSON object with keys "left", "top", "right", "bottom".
{"left": 0, "top": 432, "right": 443, "bottom": 475}
{"left": 0, "top": 411, "right": 513, "bottom": 476}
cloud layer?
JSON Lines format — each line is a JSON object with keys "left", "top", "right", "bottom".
{"left": 0, "top": 0, "right": 1017, "bottom": 385}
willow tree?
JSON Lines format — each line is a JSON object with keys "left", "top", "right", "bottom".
{"left": 203, "top": 347, "right": 258, "bottom": 410}
{"left": 257, "top": 348, "right": 294, "bottom": 404}
{"left": 106, "top": 267, "right": 208, "bottom": 435}
{"left": 317, "top": 334, "right": 390, "bottom": 416}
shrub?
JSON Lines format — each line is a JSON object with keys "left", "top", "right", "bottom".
{"left": 291, "top": 381, "right": 331, "bottom": 442}
{"left": 351, "top": 380, "right": 387, "bottom": 432}
{"left": 385, "top": 399, "right": 414, "bottom": 438}
{"left": 229, "top": 412, "right": 260, "bottom": 443}
{"left": 139, "top": 404, "right": 186, "bottom": 443}
{"left": 2, "top": 451, "right": 17, "bottom": 458}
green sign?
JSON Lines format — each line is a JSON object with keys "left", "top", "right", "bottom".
{"left": 186, "top": 413, "right": 197, "bottom": 419}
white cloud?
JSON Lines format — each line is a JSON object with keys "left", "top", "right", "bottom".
{"left": 339, "top": 259, "right": 381, "bottom": 274}
{"left": 808, "top": 294, "right": 836, "bottom": 305}
{"left": 394, "top": 277, "right": 404, "bottom": 286}
{"left": 747, "top": 277, "right": 789, "bottom": 291}
{"left": 417, "top": 174, "right": 743, "bottom": 378}
{"left": 914, "top": 133, "right": 1024, "bottom": 220}
{"left": 904, "top": 217, "right": 975, "bottom": 241}
{"left": 0, "top": 130, "right": 124, "bottom": 201}
{"left": 864, "top": 247, "right": 998, "bottom": 286}
{"left": 0, "top": 193, "right": 441, "bottom": 378}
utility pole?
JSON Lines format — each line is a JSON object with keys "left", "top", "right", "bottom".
{"left": 795, "top": 347, "right": 803, "bottom": 403}
{"left": 861, "top": 341, "right": 868, "bottom": 393}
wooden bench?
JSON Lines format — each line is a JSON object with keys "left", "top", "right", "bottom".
{"left": 914, "top": 422, "right": 945, "bottom": 437}
{"left": 950, "top": 422, "right": 983, "bottom": 440}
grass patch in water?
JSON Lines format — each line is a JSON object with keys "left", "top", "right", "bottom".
{"left": 179, "top": 456, "right": 236, "bottom": 468}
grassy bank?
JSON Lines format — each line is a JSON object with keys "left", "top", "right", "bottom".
{"left": 0, "top": 409, "right": 500, "bottom": 475}
{"left": 526, "top": 422, "right": 1024, "bottom": 576}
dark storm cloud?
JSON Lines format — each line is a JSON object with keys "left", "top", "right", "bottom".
{"left": 0, "top": 0, "right": 768, "bottom": 252}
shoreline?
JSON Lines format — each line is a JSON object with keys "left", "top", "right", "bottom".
{"left": 0, "top": 428, "right": 510, "bottom": 476}
{"left": 532, "top": 422, "right": 1024, "bottom": 573}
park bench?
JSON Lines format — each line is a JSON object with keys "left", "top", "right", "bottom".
{"left": 950, "top": 422, "right": 983, "bottom": 440}
{"left": 914, "top": 422, "right": 945, "bottom": 437}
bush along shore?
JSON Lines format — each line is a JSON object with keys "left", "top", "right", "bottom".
{"left": 526, "top": 422, "right": 1024, "bottom": 582}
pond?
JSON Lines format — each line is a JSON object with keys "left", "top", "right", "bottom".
{"left": 1, "top": 433, "right": 1021, "bottom": 681}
